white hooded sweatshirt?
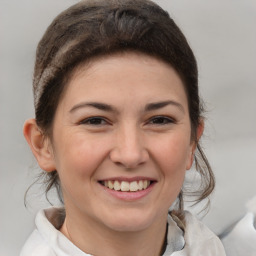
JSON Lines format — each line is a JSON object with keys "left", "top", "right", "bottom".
{"left": 20, "top": 208, "right": 226, "bottom": 256}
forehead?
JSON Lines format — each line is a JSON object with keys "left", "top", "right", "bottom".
{"left": 60, "top": 52, "right": 188, "bottom": 110}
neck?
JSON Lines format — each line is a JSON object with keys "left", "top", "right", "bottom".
{"left": 60, "top": 210, "right": 168, "bottom": 256}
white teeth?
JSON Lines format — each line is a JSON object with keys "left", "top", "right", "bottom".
{"left": 130, "top": 181, "right": 139, "bottom": 192}
{"left": 138, "top": 180, "right": 143, "bottom": 190}
{"left": 120, "top": 181, "right": 130, "bottom": 192}
{"left": 108, "top": 181, "right": 114, "bottom": 189}
{"left": 114, "top": 180, "right": 120, "bottom": 191}
{"left": 102, "top": 180, "right": 152, "bottom": 192}
{"left": 143, "top": 180, "right": 148, "bottom": 189}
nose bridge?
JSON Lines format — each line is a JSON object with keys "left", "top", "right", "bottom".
{"left": 110, "top": 122, "right": 148, "bottom": 168}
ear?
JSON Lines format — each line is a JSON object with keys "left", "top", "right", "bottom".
{"left": 186, "top": 120, "right": 204, "bottom": 170}
{"left": 23, "top": 119, "right": 56, "bottom": 172}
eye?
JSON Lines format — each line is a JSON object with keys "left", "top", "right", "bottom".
{"left": 148, "top": 116, "right": 175, "bottom": 125}
{"left": 79, "top": 117, "right": 108, "bottom": 125}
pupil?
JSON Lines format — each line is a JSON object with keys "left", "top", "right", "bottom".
{"left": 154, "top": 118, "right": 164, "bottom": 123}
{"left": 90, "top": 118, "right": 101, "bottom": 124}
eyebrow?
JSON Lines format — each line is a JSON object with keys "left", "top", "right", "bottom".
{"left": 69, "top": 102, "right": 118, "bottom": 113}
{"left": 145, "top": 100, "right": 185, "bottom": 113}
{"left": 69, "top": 100, "right": 184, "bottom": 114}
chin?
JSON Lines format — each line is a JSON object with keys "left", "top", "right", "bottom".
{"left": 102, "top": 209, "right": 159, "bottom": 232}
{"left": 108, "top": 221, "right": 150, "bottom": 232}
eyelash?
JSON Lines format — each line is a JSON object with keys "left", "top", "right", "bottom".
{"left": 79, "top": 116, "right": 109, "bottom": 126}
{"left": 147, "top": 116, "right": 176, "bottom": 125}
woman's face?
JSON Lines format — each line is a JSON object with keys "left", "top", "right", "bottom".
{"left": 49, "top": 53, "right": 196, "bottom": 232}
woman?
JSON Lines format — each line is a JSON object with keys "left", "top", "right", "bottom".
{"left": 21, "top": 0, "right": 226, "bottom": 255}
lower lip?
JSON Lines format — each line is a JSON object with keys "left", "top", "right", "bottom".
{"left": 100, "top": 183, "right": 155, "bottom": 201}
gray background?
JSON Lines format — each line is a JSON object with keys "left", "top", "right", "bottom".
{"left": 0, "top": 0, "right": 255, "bottom": 255}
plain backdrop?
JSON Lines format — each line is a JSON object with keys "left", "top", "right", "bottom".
{"left": 0, "top": 0, "right": 255, "bottom": 255}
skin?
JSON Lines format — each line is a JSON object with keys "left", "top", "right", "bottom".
{"left": 24, "top": 52, "right": 203, "bottom": 256}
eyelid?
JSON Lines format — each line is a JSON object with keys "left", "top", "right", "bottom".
{"left": 79, "top": 116, "right": 110, "bottom": 125}
{"left": 147, "top": 115, "right": 176, "bottom": 125}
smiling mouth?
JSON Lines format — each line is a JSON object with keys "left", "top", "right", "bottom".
{"left": 99, "top": 180, "right": 154, "bottom": 192}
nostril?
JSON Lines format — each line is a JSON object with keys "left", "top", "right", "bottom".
{"left": 109, "top": 148, "right": 149, "bottom": 169}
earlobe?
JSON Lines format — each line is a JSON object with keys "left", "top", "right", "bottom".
{"left": 23, "top": 119, "right": 56, "bottom": 172}
{"left": 186, "top": 120, "right": 204, "bottom": 170}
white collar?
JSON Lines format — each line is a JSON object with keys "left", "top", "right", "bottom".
{"left": 37, "top": 207, "right": 185, "bottom": 256}
{"left": 163, "top": 214, "right": 185, "bottom": 255}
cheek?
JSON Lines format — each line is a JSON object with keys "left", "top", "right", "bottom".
{"left": 152, "top": 133, "right": 191, "bottom": 177}
{"left": 54, "top": 133, "right": 110, "bottom": 180}
{"left": 53, "top": 134, "right": 112, "bottom": 202}
{"left": 151, "top": 135, "right": 191, "bottom": 206}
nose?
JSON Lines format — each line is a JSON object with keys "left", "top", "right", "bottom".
{"left": 109, "top": 125, "right": 149, "bottom": 169}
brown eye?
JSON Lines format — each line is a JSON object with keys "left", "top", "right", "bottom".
{"left": 149, "top": 116, "right": 175, "bottom": 125}
{"left": 80, "top": 117, "right": 108, "bottom": 125}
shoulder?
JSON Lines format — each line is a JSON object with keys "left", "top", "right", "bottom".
{"left": 20, "top": 229, "right": 56, "bottom": 256}
{"left": 180, "top": 211, "right": 226, "bottom": 256}
{"left": 20, "top": 208, "right": 60, "bottom": 256}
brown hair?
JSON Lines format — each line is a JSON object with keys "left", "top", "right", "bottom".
{"left": 30, "top": 0, "right": 215, "bottom": 220}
